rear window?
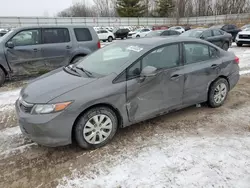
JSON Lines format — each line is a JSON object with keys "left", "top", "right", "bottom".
{"left": 74, "top": 28, "right": 92, "bottom": 41}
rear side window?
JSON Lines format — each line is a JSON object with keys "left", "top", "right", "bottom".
{"left": 74, "top": 28, "right": 92, "bottom": 41}
{"left": 42, "top": 28, "right": 70, "bottom": 44}
{"left": 184, "top": 43, "right": 210, "bottom": 64}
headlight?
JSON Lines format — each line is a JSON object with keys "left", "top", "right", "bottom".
{"left": 32, "top": 101, "right": 72, "bottom": 114}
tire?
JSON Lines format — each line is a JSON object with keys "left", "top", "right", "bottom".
{"left": 70, "top": 55, "right": 85, "bottom": 64}
{"left": 103, "top": 40, "right": 107, "bottom": 42}
{"left": 222, "top": 42, "right": 229, "bottom": 51}
{"left": 136, "top": 35, "right": 140, "bottom": 38}
{"left": 108, "top": 36, "right": 113, "bottom": 42}
{"left": 0, "top": 68, "right": 6, "bottom": 87}
{"left": 237, "top": 43, "right": 243, "bottom": 47}
{"left": 208, "top": 78, "right": 229, "bottom": 108}
{"left": 121, "top": 37, "right": 124, "bottom": 40}
{"left": 74, "top": 106, "right": 118, "bottom": 149}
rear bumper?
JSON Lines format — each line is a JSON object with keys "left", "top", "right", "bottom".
{"left": 228, "top": 71, "right": 240, "bottom": 90}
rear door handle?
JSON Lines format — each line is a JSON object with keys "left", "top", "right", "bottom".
{"left": 66, "top": 45, "right": 72, "bottom": 49}
{"left": 171, "top": 74, "right": 181, "bottom": 80}
{"left": 211, "top": 64, "right": 219, "bottom": 69}
{"left": 33, "top": 48, "right": 38, "bottom": 52}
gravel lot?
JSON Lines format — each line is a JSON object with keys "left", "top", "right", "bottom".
{"left": 0, "top": 43, "right": 250, "bottom": 188}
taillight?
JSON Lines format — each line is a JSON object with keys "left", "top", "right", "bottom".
{"left": 235, "top": 56, "right": 239, "bottom": 64}
{"left": 97, "top": 41, "right": 101, "bottom": 49}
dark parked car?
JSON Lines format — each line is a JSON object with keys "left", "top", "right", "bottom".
{"left": 16, "top": 37, "right": 239, "bottom": 149}
{"left": 210, "top": 24, "right": 241, "bottom": 41}
{"left": 0, "top": 25, "right": 100, "bottom": 86}
{"left": 114, "top": 28, "right": 130, "bottom": 39}
{"left": 146, "top": 30, "right": 180, "bottom": 37}
{"left": 181, "top": 29, "right": 232, "bottom": 51}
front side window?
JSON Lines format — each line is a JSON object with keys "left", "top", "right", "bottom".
{"left": 102, "top": 30, "right": 108, "bottom": 33}
{"left": 184, "top": 43, "right": 210, "bottom": 64}
{"left": 202, "top": 30, "right": 212, "bottom": 38}
{"left": 213, "top": 29, "right": 223, "bottom": 36}
{"left": 11, "top": 29, "right": 41, "bottom": 46}
{"left": 161, "top": 31, "right": 170, "bottom": 36}
{"left": 142, "top": 44, "right": 180, "bottom": 69}
{"left": 42, "top": 28, "right": 70, "bottom": 44}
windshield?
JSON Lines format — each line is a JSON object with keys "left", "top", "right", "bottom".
{"left": 180, "top": 30, "right": 203, "bottom": 37}
{"left": 76, "top": 42, "right": 145, "bottom": 76}
{"left": 244, "top": 28, "right": 250, "bottom": 31}
{"left": 146, "top": 30, "right": 163, "bottom": 37}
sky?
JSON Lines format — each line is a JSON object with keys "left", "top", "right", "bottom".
{"left": 0, "top": 0, "right": 92, "bottom": 17}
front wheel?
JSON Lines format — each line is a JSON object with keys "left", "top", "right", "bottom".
{"left": 208, "top": 78, "right": 229, "bottom": 108}
{"left": 74, "top": 107, "right": 118, "bottom": 149}
{"left": 136, "top": 35, "right": 140, "bottom": 38}
{"left": 237, "top": 43, "right": 243, "bottom": 47}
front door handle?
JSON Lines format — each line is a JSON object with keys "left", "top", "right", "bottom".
{"left": 171, "top": 74, "right": 181, "bottom": 80}
{"left": 33, "top": 48, "right": 38, "bottom": 52}
{"left": 66, "top": 45, "right": 72, "bottom": 49}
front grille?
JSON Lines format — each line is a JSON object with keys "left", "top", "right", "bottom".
{"left": 19, "top": 99, "right": 34, "bottom": 113}
{"left": 239, "top": 34, "right": 250, "bottom": 39}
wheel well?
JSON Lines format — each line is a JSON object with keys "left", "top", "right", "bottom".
{"left": 71, "top": 103, "right": 123, "bottom": 142}
{"left": 0, "top": 65, "right": 7, "bottom": 75}
{"left": 70, "top": 54, "right": 86, "bottom": 64}
{"left": 208, "top": 75, "right": 230, "bottom": 92}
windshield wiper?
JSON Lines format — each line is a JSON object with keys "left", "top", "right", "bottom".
{"left": 75, "top": 66, "right": 93, "bottom": 77}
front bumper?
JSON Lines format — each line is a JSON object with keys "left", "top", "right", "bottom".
{"left": 235, "top": 36, "right": 250, "bottom": 44}
{"left": 15, "top": 100, "right": 76, "bottom": 147}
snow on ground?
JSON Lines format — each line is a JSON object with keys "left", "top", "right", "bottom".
{"left": 0, "top": 89, "right": 20, "bottom": 107}
{"left": 58, "top": 136, "right": 250, "bottom": 188}
{"left": 57, "top": 104, "right": 250, "bottom": 188}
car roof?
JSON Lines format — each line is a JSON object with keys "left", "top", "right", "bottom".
{"left": 121, "top": 36, "right": 211, "bottom": 47}
{"left": 13, "top": 25, "right": 94, "bottom": 30}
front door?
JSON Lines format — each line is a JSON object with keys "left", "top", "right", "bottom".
{"left": 41, "top": 28, "right": 71, "bottom": 71}
{"left": 5, "top": 29, "right": 43, "bottom": 76}
{"left": 182, "top": 42, "right": 221, "bottom": 105}
{"left": 126, "top": 43, "right": 184, "bottom": 122}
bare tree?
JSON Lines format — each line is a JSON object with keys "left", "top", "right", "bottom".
{"left": 93, "top": 0, "right": 117, "bottom": 17}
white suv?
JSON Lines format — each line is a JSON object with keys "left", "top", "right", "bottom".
{"left": 97, "top": 29, "right": 115, "bottom": 42}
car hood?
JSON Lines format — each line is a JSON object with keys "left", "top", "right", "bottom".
{"left": 20, "top": 68, "right": 97, "bottom": 103}
{"left": 238, "top": 30, "right": 250, "bottom": 35}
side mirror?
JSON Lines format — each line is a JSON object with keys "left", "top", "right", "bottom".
{"left": 200, "top": 36, "right": 207, "bottom": 40}
{"left": 140, "top": 66, "right": 157, "bottom": 77}
{"left": 6, "top": 41, "right": 14, "bottom": 48}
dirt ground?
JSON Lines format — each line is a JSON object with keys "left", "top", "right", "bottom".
{"left": 0, "top": 75, "right": 249, "bottom": 188}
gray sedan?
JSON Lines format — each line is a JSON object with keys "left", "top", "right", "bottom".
{"left": 16, "top": 37, "right": 240, "bottom": 149}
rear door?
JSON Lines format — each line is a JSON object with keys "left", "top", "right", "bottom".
{"left": 41, "top": 28, "right": 72, "bottom": 71}
{"left": 182, "top": 42, "right": 221, "bottom": 105}
{"left": 5, "top": 28, "right": 43, "bottom": 76}
{"left": 201, "top": 30, "right": 214, "bottom": 44}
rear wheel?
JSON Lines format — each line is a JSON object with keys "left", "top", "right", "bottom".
{"left": 0, "top": 68, "right": 6, "bottom": 87}
{"left": 208, "top": 78, "right": 229, "bottom": 108}
{"left": 237, "top": 43, "right": 243, "bottom": 47}
{"left": 222, "top": 42, "right": 229, "bottom": 51}
{"left": 136, "top": 35, "right": 140, "bottom": 38}
{"left": 74, "top": 107, "right": 118, "bottom": 149}
{"left": 108, "top": 36, "right": 113, "bottom": 42}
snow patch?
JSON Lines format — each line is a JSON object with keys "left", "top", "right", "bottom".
{"left": 240, "top": 70, "right": 250, "bottom": 75}
{"left": 0, "top": 89, "right": 20, "bottom": 106}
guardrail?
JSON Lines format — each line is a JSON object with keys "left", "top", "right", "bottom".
{"left": 0, "top": 13, "right": 250, "bottom": 28}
